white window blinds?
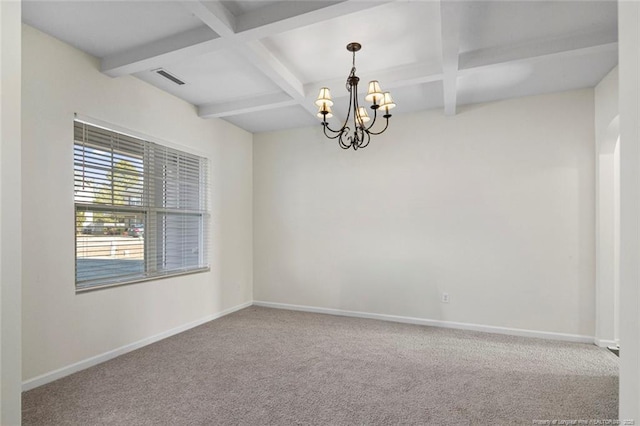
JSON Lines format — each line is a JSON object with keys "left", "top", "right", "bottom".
{"left": 74, "top": 119, "right": 210, "bottom": 291}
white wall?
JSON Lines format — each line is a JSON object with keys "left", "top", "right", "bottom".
{"left": 594, "top": 66, "right": 619, "bottom": 346}
{"left": 618, "top": 0, "right": 640, "bottom": 419}
{"left": 21, "top": 24, "right": 253, "bottom": 383}
{"left": 254, "top": 89, "right": 595, "bottom": 337}
{"left": 1, "top": 1, "right": 22, "bottom": 423}
{"left": 595, "top": 67, "right": 619, "bottom": 133}
{"left": 613, "top": 137, "right": 620, "bottom": 343}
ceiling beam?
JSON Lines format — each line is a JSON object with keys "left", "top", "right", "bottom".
{"left": 189, "top": 0, "right": 392, "bottom": 111}
{"left": 183, "top": 1, "right": 306, "bottom": 100}
{"left": 101, "top": 27, "right": 222, "bottom": 77}
{"left": 235, "top": 0, "right": 392, "bottom": 42}
{"left": 440, "top": 0, "right": 461, "bottom": 116}
{"left": 459, "top": 42, "right": 618, "bottom": 78}
{"left": 199, "top": 93, "right": 298, "bottom": 118}
{"left": 459, "top": 32, "right": 618, "bottom": 73}
{"left": 182, "top": 1, "right": 237, "bottom": 37}
{"left": 238, "top": 40, "right": 305, "bottom": 99}
{"left": 102, "top": 2, "right": 237, "bottom": 76}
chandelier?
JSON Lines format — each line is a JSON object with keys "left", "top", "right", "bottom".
{"left": 315, "top": 42, "right": 396, "bottom": 150}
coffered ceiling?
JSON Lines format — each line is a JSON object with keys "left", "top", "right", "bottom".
{"left": 22, "top": 0, "right": 618, "bottom": 133}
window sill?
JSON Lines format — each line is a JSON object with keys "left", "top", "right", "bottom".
{"left": 75, "top": 267, "right": 211, "bottom": 293}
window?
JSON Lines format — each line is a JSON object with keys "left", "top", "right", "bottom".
{"left": 74, "top": 119, "right": 209, "bottom": 291}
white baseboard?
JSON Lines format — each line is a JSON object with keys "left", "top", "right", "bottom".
{"left": 22, "top": 301, "right": 252, "bottom": 392}
{"left": 23, "top": 299, "right": 597, "bottom": 392}
{"left": 594, "top": 338, "right": 618, "bottom": 348}
{"left": 253, "top": 301, "right": 595, "bottom": 344}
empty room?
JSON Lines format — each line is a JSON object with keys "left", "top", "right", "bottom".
{"left": 1, "top": 0, "right": 640, "bottom": 424}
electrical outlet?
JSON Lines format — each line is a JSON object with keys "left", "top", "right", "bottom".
{"left": 441, "top": 292, "right": 450, "bottom": 303}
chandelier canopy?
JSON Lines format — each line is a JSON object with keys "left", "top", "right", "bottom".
{"left": 315, "top": 42, "right": 396, "bottom": 150}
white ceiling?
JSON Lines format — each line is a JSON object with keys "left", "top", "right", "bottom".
{"left": 22, "top": 0, "right": 618, "bottom": 134}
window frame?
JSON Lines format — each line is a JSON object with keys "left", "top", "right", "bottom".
{"left": 73, "top": 115, "right": 210, "bottom": 292}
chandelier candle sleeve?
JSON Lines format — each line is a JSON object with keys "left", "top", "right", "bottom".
{"left": 317, "top": 101, "right": 333, "bottom": 118}
{"left": 315, "top": 42, "right": 396, "bottom": 150}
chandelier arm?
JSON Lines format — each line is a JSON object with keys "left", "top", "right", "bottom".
{"left": 342, "top": 81, "right": 356, "bottom": 132}
{"left": 352, "top": 74, "right": 367, "bottom": 150}
{"left": 363, "top": 104, "right": 378, "bottom": 132}
{"left": 353, "top": 126, "right": 360, "bottom": 149}
{"left": 353, "top": 79, "right": 359, "bottom": 130}
{"left": 322, "top": 123, "right": 343, "bottom": 139}
{"left": 338, "top": 131, "right": 351, "bottom": 149}
{"left": 357, "top": 127, "right": 367, "bottom": 149}
{"left": 367, "top": 116, "right": 391, "bottom": 135}
{"left": 322, "top": 120, "right": 343, "bottom": 135}
{"left": 359, "top": 129, "right": 372, "bottom": 149}
{"left": 322, "top": 115, "right": 345, "bottom": 136}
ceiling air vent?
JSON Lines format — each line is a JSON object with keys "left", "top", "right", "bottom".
{"left": 154, "top": 68, "right": 186, "bottom": 86}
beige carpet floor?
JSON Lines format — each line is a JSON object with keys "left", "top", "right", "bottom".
{"left": 23, "top": 306, "right": 618, "bottom": 425}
